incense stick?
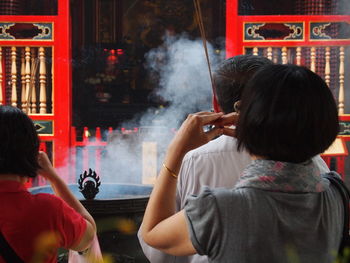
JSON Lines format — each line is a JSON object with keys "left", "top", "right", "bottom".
{"left": 26, "top": 58, "right": 39, "bottom": 114}
{"left": 193, "top": 0, "right": 219, "bottom": 112}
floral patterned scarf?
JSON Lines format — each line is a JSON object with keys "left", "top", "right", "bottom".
{"left": 235, "top": 159, "right": 328, "bottom": 193}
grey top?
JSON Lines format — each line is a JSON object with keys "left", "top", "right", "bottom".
{"left": 185, "top": 160, "right": 343, "bottom": 263}
{"left": 138, "top": 135, "right": 330, "bottom": 263}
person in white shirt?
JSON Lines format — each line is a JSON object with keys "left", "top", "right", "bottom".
{"left": 138, "top": 55, "right": 330, "bottom": 263}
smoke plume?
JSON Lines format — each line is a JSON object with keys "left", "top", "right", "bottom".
{"left": 100, "top": 34, "right": 223, "bottom": 184}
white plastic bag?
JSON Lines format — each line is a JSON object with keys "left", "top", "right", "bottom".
{"left": 68, "top": 235, "right": 103, "bottom": 263}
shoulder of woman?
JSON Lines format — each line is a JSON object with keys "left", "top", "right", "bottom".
{"left": 31, "top": 193, "right": 70, "bottom": 212}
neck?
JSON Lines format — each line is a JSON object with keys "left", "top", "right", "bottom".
{"left": 0, "top": 174, "right": 27, "bottom": 184}
{"left": 251, "top": 155, "right": 266, "bottom": 160}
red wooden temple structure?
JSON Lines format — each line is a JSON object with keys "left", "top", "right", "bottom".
{"left": 227, "top": 0, "right": 350, "bottom": 176}
{"left": 0, "top": 0, "right": 71, "bottom": 184}
{"left": 0, "top": 0, "right": 349, "bottom": 184}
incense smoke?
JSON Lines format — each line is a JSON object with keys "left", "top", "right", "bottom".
{"left": 100, "top": 35, "right": 224, "bottom": 183}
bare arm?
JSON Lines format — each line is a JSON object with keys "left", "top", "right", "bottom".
{"left": 37, "top": 151, "right": 96, "bottom": 251}
{"left": 137, "top": 162, "right": 189, "bottom": 262}
{"left": 141, "top": 112, "right": 234, "bottom": 255}
{"left": 137, "top": 227, "right": 179, "bottom": 262}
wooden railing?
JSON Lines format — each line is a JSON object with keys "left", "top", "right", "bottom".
{"left": 0, "top": 46, "right": 52, "bottom": 114}
{"left": 227, "top": 15, "right": 350, "bottom": 117}
{"left": 246, "top": 45, "right": 347, "bottom": 114}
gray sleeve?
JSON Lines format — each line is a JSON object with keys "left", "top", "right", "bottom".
{"left": 184, "top": 187, "right": 222, "bottom": 257}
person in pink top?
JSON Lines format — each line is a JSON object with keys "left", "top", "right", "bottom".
{"left": 0, "top": 105, "right": 96, "bottom": 263}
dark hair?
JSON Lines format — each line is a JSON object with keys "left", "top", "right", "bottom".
{"left": 236, "top": 64, "right": 339, "bottom": 163}
{"left": 0, "top": 106, "right": 40, "bottom": 177}
{"left": 214, "top": 55, "right": 273, "bottom": 114}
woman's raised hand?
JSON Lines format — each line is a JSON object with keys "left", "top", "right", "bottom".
{"left": 168, "top": 112, "right": 225, "bottom": 156}
{"left": 215, "top": 112, "right": 239, "bottom": 137}
{"left": 37, "top": 151, "right": 58, "bottom": 180}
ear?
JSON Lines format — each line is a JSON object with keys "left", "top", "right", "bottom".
{"left": 233, "top": 100, "right": 241, "bottom": 113}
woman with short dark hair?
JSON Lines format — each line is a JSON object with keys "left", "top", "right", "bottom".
{"left": 0, "top": 105, "right": 96, "bottom": 263}
{"left": 0, "top": 105, "right": 41, "bottom": 178}
{"left": 236, "top": 64, "right": 339, "bottom": 163}
{"left": 141, "top": 64, "right": 342, "bottom": 263}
